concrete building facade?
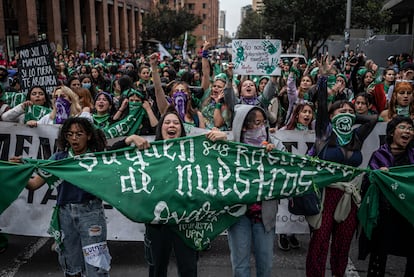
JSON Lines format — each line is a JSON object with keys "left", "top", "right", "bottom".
{"left": 0, "top": 0, "right": 152, "bottom": 59}
{"left": 158, "top": 0, "right": 219, "bottom": 48}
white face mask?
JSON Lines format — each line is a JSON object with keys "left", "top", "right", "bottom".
{"left": 242, "top": 125, "right": 267, "bottom": 146}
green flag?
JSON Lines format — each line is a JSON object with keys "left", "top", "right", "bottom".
{"left": 358, "top": 165, "right": 414, "bottom": 238}
{"left": 101, "top": 103, "right": 146, "bottom": 138}
{"left": 24, "top": 105, "right": 52, "bottom": 122}
{"left": 0, "top": 162, "right": 34, "bottom": 212}
{"left": 1, "top": 135, "right": 413, "bottom": 249}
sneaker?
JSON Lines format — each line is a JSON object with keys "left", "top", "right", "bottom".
{"left": 288, "top": 234, "right": 300, "bottom": 249}
{"left": 277, "top": 234, "right": 290, "bottom": 251}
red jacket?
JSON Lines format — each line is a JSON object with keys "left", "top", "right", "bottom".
{"left": 371, "top": 83, "right": 387, "bottom": 113}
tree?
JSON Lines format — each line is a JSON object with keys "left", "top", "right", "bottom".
{"left": 142, "top": 4, "right": 202, "bottom": 47}
{"left": 252, "top": 0, "right": 392, "bottom": 58}
{"left": 237, "top": 9, "right": 264, "bottom": 39}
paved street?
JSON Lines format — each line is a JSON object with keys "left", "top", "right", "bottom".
{"left": 0, "top": 234, "right": 407, "bottom": 276}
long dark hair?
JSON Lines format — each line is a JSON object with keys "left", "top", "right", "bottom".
{"left": 154, "top": 106, "right": 186, "bottom": 141}
{"left": 57, "top": 117, "right": 107, "bottom": 152}
{"left": 284, "top": 103, "right": 314, "bottom": 130}
{"left": 26, "top": 86, "right": 52, "bottom": 108}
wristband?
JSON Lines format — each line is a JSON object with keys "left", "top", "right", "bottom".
{"left": 202, "top": 50, "right": 209, "bottom": 59}
{"left": 215, "top": 103, "right": 222, "bottom": 110}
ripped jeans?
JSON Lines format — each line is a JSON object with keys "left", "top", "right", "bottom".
{"left": 57, "top": 199, "right": 111, "bottom": 277}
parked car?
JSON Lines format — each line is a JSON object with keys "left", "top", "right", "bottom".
{"left": 280, "top": 54, "right": 308, "bottom": 69}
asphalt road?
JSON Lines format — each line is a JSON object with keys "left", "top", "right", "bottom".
{"left": 0, "top": 234, "right": 407, "bottom": 277}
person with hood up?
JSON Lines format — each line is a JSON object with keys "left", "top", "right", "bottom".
{"left": 227, "top": 104, "right": 286, "bottom": 277}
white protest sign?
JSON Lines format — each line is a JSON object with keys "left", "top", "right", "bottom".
{"left": 232, "top": 39, "right": 282, "bottom": 76}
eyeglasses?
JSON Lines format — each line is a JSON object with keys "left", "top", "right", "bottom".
{"left": 65, "top": 132, "right": 85, "bottom": 139}
{"left": 397, "top": 91, "right": 413, "bottom": 95}
{"left": 249, "top": 119, "right": 268, "bottom": 128}
{"left": 396, "top": 125, "right": 414, "bottom": 132}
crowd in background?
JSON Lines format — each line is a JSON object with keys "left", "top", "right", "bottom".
{"left": 0, "top": 43, "right": 413, "bottom": 277}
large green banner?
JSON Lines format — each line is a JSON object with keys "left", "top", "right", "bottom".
{"left": 1, "top": 135, "right": 413, "bottom": 249}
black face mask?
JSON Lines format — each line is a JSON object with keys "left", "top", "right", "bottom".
{"left": 0, "top": 74, "right": 7, "bottom": 82}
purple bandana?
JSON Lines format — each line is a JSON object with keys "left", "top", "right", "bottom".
{"left": 55, "top": 97, "right": 71, "bottom": 124}
{"left": 172, "top": 91, "right": 188, "bottom": 121}
{"left": 240, "top": 96, "right": 258, "bottom": 106}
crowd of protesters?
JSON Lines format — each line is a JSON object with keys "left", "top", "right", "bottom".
{"left": 0, "top": 42, "right": 413, "bottom": 277}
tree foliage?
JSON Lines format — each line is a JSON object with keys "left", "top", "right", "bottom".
{"left": 238, "top": 0, "right": 392, "bottom": 58}
{"left": 142, "top": 4, "right": 202, "bottom": 47}
{"left": 237, "top": 9, "right": 264, "bottom": 39}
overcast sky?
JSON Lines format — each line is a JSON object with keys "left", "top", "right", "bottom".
{"left": 219, "top": 0, "right": 252, "bottom": 36}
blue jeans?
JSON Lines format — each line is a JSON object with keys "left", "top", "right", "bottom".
{"left": 227, "top": 215, "right": 275, "bottom": 277}
{"left": 57, "top": 199, "right": 111, "bottom": 277}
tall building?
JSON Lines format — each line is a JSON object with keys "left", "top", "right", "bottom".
{"left": 219, "top": 10, "right": 226, "bottom": 30}
{"left": 253, "top": 0, "right": 265, "bottom": 13}
{"left": 218, "top": 10, "right": 227, "bottom": 43}
{"left": 157, "top": 0, "right": 219, "bottom": 47}
{"left": 241, "top": 5, "right": 253, "bottom": 22}
{"left": 0, "top": 0, "right": 152, "bottom": 58}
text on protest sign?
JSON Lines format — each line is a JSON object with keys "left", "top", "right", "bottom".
{"left": 232, "top": 39, "right": 282, "bottom": 76}
{"left": 17, "top": 40, "right": 58, "bottom": 95}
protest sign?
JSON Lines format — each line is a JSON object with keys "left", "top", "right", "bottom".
{"left": 16, "top": 40, "right": 59, "bottom": 95}
{"left": 232, "top": 39, "right": 282, "bottom": 76}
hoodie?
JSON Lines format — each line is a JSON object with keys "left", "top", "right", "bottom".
{"left": 232, "top": 104, "right": 286, "bottom": 232}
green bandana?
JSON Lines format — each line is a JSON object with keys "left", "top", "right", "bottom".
{"left": 303, "top": 92, "right": 310, "bottom": 101}
{"left": 48, "top": 206, "right": 62, "bottom": 249}
{"left": 127, "top": 89, "right": 145, "bottom": 99}
{"left": 331, "top": 113, "right": 356, "bottom": 146}
{"left": 2, "top": 92, "right": 25, "bottom": 108}
{"left": 128, "top": 101, "right": 143, "bottom": 111}
{"left": 327, "top": 75, "right": 336, "bottom": 89}
{"left": 103, "top": 102, "right": 146, "bottom": 138}
{"left": 295, "top": 123, "right": 308, "bottom": 131}
{"left": 396, "top": 105, "right": 409, "bottom": 117}
{"left": 93, "top": 113, "right": 111, "bottom": 128}
{"left": 24, "top": 105, "right": 52, "bottom": 123}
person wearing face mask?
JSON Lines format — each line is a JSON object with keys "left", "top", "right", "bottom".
{"left": 227, "top": 104, "right": 286, "bottom": 277}
{"left": 112, "top": 88, "right": 158, "bottom": 135}
{"left": 26, "top": 86, "right": 92, "bottom": 127}
{"left": 305, "top": 56, "right": 378, "bottom": 277}
{"left": 79, "top": 74, "right": 97, "bottom": 99}
{"left": 149, "top": 53, "right": 206, "bottom": 129}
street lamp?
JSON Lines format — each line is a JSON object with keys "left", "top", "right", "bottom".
{"left": 344, "top": 0, "right": 352, "bottom": 60}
